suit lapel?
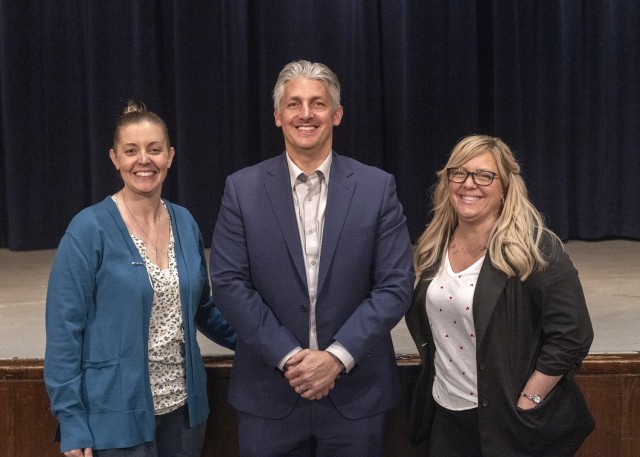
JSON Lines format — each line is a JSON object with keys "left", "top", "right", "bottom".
{"left": 264, "top": 153, "right": 307, "bottom": 286}
{"left": 317, "top": 154, "right": 355, "bottom": 294}
{"left": 473, "top": 255, "right": 508, "bottom": 348}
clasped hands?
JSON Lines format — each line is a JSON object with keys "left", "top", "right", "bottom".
{"left": 284, "top": 349, "right": 343, "bottom": 400}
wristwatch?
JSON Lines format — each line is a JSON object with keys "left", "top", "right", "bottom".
{"left": 521, "top": 392, "right": 543, "bottom": 404}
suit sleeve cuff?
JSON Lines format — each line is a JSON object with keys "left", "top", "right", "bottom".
{"left": 326, "top": 342, "right": 355, "bottom": 373}
{"left": 278, "top": 346, "right": 303, "bottom": 371}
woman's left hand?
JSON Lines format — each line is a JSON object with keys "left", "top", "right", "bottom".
{"left": 517, "top": 370, "right": 562, "bottom": 410}
{"left": 516, "top": 395, "right": 539, "bottom": 410}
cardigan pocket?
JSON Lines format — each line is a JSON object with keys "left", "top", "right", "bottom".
{"left": 81, "top": 357, "right": 122, "bottom": 413}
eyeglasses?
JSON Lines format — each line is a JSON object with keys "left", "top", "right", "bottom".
{"left": 447, "top": 168, "right": 499, "bottom": 186}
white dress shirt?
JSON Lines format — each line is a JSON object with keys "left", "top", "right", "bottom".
{"left": 277, "top": 152, "right": 355, "bottom": 372}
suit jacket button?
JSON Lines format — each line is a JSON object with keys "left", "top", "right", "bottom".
{"left": 299, "top": 305, "right": 307, "bottom": 313}
{"left": 481, "top": 399, "right": 489, "bottom": 407}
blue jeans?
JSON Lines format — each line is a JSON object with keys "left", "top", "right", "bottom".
{"left": 93, "top": 404, "right": 206, "bottom": 457}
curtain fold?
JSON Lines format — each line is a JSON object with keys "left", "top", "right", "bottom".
{"left": 1, "top": 0, "right": 638, "bottom": 250}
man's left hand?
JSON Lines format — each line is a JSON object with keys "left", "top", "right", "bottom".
{"left": 284, "top": 349, "right": 343, "bottom": 400}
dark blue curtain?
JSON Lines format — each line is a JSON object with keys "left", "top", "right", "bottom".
{"left": 1, "top": 0, "right": 638, "bottom": 250}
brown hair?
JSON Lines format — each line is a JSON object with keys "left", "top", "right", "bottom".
{"left": 112, "top": 101, "right": 171, "bottom": 149}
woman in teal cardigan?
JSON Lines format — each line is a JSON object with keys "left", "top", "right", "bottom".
{"left": 45, "top": 102, "right": 235, "bottom": 457}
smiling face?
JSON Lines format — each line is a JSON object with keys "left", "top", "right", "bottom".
{"left": 109, "top": 121, "right": 175, "bottom": 197}
{"left": 448, "top": 151, "right": 504, "bottom": 229}
{"left": 274, "top": 77, "right": 343, "bottom": 164}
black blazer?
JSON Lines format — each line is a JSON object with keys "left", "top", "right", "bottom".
{"left": 405, "top": 235, "right": 594, "bottom": 456}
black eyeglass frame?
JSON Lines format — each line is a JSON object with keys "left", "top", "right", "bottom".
{"left": 446, "top": 168, "right": 500, "bottom": 186}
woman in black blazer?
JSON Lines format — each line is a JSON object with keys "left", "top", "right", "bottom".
{"left": 406, "top": 135, "right": 594, "bottom": 456}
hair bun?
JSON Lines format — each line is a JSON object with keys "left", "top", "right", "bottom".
{"left": 123, "top": 100, "right": 147, "bottom": 115}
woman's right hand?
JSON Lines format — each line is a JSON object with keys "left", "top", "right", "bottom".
{"left": 65, "top": 448, "right": 93, "bottom": 457}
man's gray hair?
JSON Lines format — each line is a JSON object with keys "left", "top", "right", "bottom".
{"left": 272, "top": 60, "right": 341, "bottom": 112}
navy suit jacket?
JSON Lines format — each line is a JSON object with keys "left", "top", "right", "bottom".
{"left": 210, "top": 152, "right": 414, "bottom": 419}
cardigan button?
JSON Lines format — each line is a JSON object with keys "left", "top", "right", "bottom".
{"left": 481, "top": 399, "right": 489, "bottom": 407}
{"left": 478, "top": 363, "right": 486, "bottom": 371}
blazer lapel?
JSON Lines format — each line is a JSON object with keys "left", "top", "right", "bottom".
{"left": 407, "top": 275, "right": 432, "bottom": 357}
{"left": 317, "top": 153, "right": 355, "bottom": 295}
{"left": 264, "top": 153, "right": 307, "bottom": 286}
{"left": 473, "top": 255, "right": 508, "bottom": 349}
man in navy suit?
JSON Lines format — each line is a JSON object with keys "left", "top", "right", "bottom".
{"left": 210, "top": 60, "right": 414, "bottom": 457}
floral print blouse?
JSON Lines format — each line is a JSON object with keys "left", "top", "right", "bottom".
{"left": 114, "top": 195, "right": 187, "bottom": 415}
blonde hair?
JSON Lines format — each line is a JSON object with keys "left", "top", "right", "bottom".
{"left": 415, "top": 135, "right": 558, "bottom": 280}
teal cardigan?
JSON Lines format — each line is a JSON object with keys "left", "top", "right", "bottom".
{"left": 44, "top": 197, "right": 235, "bottom": 453}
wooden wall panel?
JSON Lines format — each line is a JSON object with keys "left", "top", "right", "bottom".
{"left": 201, "top": 358, "right": 238, "bottom": 455}
{"left": 1, "top": 354, "right": 638, "bottom": 457}
{"left": 0, "top": 363, "right": 59, "bottom": 457}
{"left": 574, "top": 354, "right": 640, "bottom": 457}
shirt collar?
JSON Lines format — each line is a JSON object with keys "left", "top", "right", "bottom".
{"left": 286, "top": 152, "right": 333, "bottom": 189}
